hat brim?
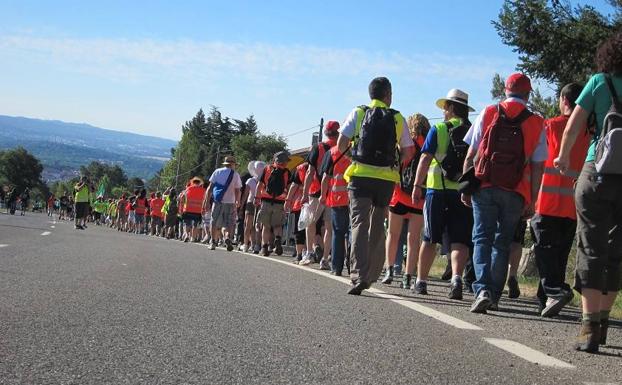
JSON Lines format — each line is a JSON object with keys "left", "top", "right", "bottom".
{"left": 436, "top": 98, "right": 476, "bottom": 112}
{"left": 222, "top": 161, "right": 236, "bottom": 165}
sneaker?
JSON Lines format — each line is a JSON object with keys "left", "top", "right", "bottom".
{"left": 261, "top": 244, "right": 270, "bottom": 256}
{"left": 575, "top": 320, "right": 601, "bottom": 353}
{"left": 253, "top": 244, "right": 261, "bottom": 254}
{"left": 241, "top": 244, "right": 249, "bottom": 253}
{"left": 488, "top": 301, "right": 499, "bottom": 311}
{"left": 507, "top": 276, "right": 520, "bottom": 299}
{"left": 470, "top": 290, "right": 492, "bottom": 314}
{"left": 274, "top": 237, "right": 283, "bottom": 256}
{"left": 393, "top": 264, "right": 402, "bottom": 277}
{"left": 299, "top": 253, "right": 313, "bottom": 266}
{"left": 448, "top": 280, "right": 463, "bottom": 300}
{"left": 441, "top": 261, "right": 452, "bottom": 281}
{"left": 319, "top": 258, "right": 331, "bottom": 270}
{"left": 209, "top": 242, "right": 216, "bottom": 250}
{"left": 413, "top": 280, "right": 428, "bottom": 295}
{"left": 541, "top": 291, "right": 574, "bottom": 318}
{"left": 381, "top": 266, "right": 394, "bottom": 284}
{"left": 224, "top": 239, "right": 233, "bottom": 251}
{"left": 400, "top": 274, "right": 412, "bottom": 290}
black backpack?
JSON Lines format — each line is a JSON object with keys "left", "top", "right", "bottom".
{"left": 400, "top": 141, "right": 422, "bottom": 194}
{"left": 440, "top": 120, "right": 470, "bottom": 182}
{"left": 352, "top": 105, "right": 398, "bottom": 167}
{"left": 266, "top": 167, "right": 288, "bottom": 197}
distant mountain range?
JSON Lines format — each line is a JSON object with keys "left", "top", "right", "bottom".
{"left": 0, "top": 115, "right": 178, "bottom": 181}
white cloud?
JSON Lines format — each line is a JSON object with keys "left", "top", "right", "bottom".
{"left": 0, "top": 35, "right": 512, "bottom": 84}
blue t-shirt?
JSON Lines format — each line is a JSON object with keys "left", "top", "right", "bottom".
{"left": 421, "top": 125, "right": 438, "bottom": 155}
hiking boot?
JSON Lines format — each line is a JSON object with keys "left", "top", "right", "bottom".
{"left": 400, "top": 274, "right": 412, "bottom": 290}
{"left": 575, "top": 321, "right": 601, "bottom": 353}
{"left": 507, "top": 276, "right": 520, "bottom": 299}
{"left": 381, "top": 266, "right": 394, "bottom": 285}
{"left": 413, "top": 280, "right": 428, "bottom": 295}
{"left": 488, "top": 301, "right": 499, "bottom": 311}
{"left": 448, "top": 280, "right": 463, "bottom": 300}
{"left": 600, "top": 319, "right": 609, "bottom": 346}
{"left": 393, "top": 264, "right": 402, "bottom": 277}
{"left": 274, "top": 237, "right": 283, "bottom": 256}
{"left": 319, "top": 258, "right": 331, "bottom": 270}
{"left": 261, "top": 244, "right": 270, "bottom": 256}
{"left": 225, "top": 239, "right": 234, "bottom": 252}
{"left": 313, "top": 245, "right": 323, "bottom": 261}
{"left": 470, "top": 290, "right": 492, "bottom": 314}
{"left": 348, "top": 281, "right": 370, "bottom": 295}
{"left": 541, "top": 291, "right": 574, "bottom": 318}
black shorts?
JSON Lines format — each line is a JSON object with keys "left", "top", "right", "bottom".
{"left": 182, "top": 212, "right": 202, "bottom": 226}
{"left": 75, "top": 202, "right": 89, "bottom": 219}
{"left": 423, "top": 190, "right": 473, "bottom": 246}
{"left": 389, "top": 202, "right": 423, "bottom": 216}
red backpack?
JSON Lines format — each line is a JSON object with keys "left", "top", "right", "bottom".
{"left": 475, "top": 105, "right": 532, "bottom": 189}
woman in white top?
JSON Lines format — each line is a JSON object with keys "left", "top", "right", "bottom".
{"left": 240, "top": 161, "right": 265, "bottom": 253}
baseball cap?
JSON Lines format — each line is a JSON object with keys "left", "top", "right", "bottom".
{"left": 505, "top": 73, "right": 532, "bottom": 94}
{"left": 324, "top": 120, "right": 340, "bottom": 135}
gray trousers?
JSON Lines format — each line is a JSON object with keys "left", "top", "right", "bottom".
{"left": 348, "top": 176, "right": 394, "bottom": 284}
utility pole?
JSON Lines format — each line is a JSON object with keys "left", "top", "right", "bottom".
{"left": 318, "top": 118, "right": 324, "bottom": 143}
{"left": 174, "top": 149, "right": 182, "bottom": 190}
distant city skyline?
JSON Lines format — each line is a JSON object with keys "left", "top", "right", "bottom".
{"left": 0, "top": 0, "right": 615, "bottom": 150}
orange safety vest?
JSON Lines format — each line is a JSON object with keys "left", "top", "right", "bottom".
{"left": 135, "top": 197, "right": 147, "bottom": 215}
{"left": 259, "top": 165, "right": 290, "bottom": 202}
{"left": 326, "top": 146, "right": 351, "bottom": 208}
{"left": 150, "top": 198, "right": 165, "bottom": 218}
{"left": 183, "top": 185, "right": 205, "bottom": 214}
{"left": 477, "top": 101, "right": 545, "bottom": 206}
{"left": 292, "top": 164, "right": 307, "bottom": 212}
{"left": 535, "top": 115, "right": 590, "bottom": 220}
{"left": 309, "top": 139, "right": 336, "bottom": 195}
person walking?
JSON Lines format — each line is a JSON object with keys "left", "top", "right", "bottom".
{"left": 555, "top": 32, "right": 622, "bottom": 353}
{"left": 74, "top": 176, "right": 91, "bottom": 230}
{"left": 462, "top": 73, "right": 547, "bottom": 313}
{"left": 204, "top": 156, "right": 242, "bottom": 251}
{"left": 255, "top": 151, "right": 292, "bottom": 256}
{"left": 300, "top": 121, "right": 340, "bottom": 268}
{"left": 411, "top": 89, "right": 474, "bottom": 300}
{"left": 532, "top": 83, "right": 590, "bottom": 317}
{"left": 319, "top": 141, "right": 352, "bottom": 276}
{"left": 180, "top": 177, "right": 206, "bottom": 243}
{"left": 337, "top": 76, "right": 415, "bottom": 295}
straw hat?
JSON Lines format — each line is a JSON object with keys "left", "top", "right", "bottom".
{"left": 222, "top": 156, "right": 237, "bottom": 165}
{"left": 436, "top": 89, "right": 475, "bottom": 112}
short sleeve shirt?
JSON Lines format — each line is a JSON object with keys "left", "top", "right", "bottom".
{"left": 209, "top": 167, "right": 242, "bottom": 204}
{"left": 245, "top": 177, "right": 258, "bottom": 203}
{"left": 576, "top": 73, "right": 622, "bottom": 162}
{"left": 340, "top": 103, "right": 414, "bottom": 149}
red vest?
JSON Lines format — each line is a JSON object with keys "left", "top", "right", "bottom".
{"left": 259, "top": 165, "right": 290, "bottom": 202}
{"left": 478, "top": 101, "right": 545, "bottom": 206}
{"left": 135, "top": 197, "right": 147, "bottom": 215}
{"left": 535, "top": 115, "right": 590, "bottom": 219}
{"left": 292, "top": 164, "right": 307, "bottom": 212}
{"left": 309, "top": 139, "right": 336, "bottom": 195}
{"left": 326, "top": 147, "right": 351, "bottom": 208}
{"left": 150, "top": 198, "right": 165, "bottom": 218}
{"left": 183, "top": 185, "right": 205, "bottom": 214}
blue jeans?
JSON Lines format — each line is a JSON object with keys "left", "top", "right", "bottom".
{"left": 331, "top": 206, "right": 350, "bottom": 274}
{"left": 472, "top": 187, "right": 524, "bottom": 302}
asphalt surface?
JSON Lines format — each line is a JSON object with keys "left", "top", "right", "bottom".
{"left": 0, "top": 212, "right": 620, "bottom": 385}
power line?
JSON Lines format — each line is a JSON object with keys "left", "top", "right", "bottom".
{"left": 283, "top": 124, "right": 321, "bottom": 138}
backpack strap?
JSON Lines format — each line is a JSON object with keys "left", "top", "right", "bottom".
{"left": 223, "top": 169, "right": 235, "bottom": 193}
{"left": 604, "top": 74, "right": 621, "bottom": 109}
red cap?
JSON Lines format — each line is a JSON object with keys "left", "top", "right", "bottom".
{"left": 505, "top": 73, "right": 532, "bottom": 94}
{"left": 324, "top": 120, "right": 340, "bottom": 134}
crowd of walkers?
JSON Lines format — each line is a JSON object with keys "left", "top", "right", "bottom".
{"left": 54, "top": 32, "right": 621, "bottom": 354}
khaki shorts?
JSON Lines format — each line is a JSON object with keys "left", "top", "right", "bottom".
{"left": 309, "top": 196, "right": 331, "bottom": 224}
{"left": 258, "top": 200, "right": 285, "bottom": 228}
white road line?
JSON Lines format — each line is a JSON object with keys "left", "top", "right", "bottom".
{"left": 484, "top": 338, "right": 575, "bottom": 369}
{"left": 50, "top": 225, "right": 55, "bottom": 229}
{"left": 41, "top": 231, "right": 51, "bottom": 236}
{"left": 231, "top": 249, "right": 481, "bottom": 331}
{"left": 0, "top": 244, "right": 8, "bottom": 248}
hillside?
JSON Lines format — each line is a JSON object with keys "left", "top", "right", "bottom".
{"left": 0, "top": 115, "right": 177, "bottom": 181}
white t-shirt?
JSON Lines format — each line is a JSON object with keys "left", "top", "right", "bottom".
{"left": 246, "top": 177, "right": 258, "bottom": 203}
{"left": 208, "top": 167, "right": 242, "bottom": 204}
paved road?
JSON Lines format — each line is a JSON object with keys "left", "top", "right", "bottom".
{"left": 0, "top": 212, "right": 620, "bottom": 385}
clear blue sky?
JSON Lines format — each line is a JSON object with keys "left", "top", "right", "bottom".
{"left": 0, "top": 0, "right": 615, "bottom": 150}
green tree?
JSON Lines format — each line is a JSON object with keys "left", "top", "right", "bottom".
{"left": 493, "top": 0, "right": 621, "bottom": 88}
{"left": 127, "top": 177, "right": 145, "bottom": 191}
{"left": 230, "top": 133, "right": 288, "bottom": 173}
{"left": 0, "top": 147, "right": 44, "bottom": 192}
